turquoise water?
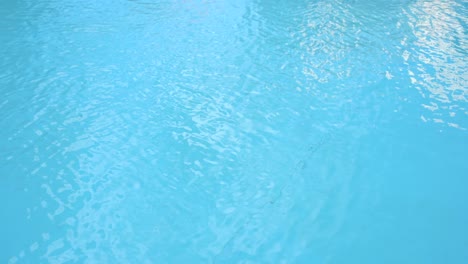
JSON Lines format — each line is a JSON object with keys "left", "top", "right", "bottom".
{"left": 1, "top": 0, "right": 467, "bottom": 263}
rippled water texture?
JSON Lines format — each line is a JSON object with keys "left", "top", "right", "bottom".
{"left": 1, "top": 0, "right": 467, "bottom": 263}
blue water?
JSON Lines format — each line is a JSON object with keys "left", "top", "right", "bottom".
{"left": 1, "top": 0, "right": 467, "bottom": 263}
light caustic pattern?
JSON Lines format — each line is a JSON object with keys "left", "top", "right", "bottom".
{"left": 0, "top": 0, "right": 467, "bottom": 263}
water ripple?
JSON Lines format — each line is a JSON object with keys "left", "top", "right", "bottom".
{"left": 1, "top": 0, "right": 467, "bottom": 263}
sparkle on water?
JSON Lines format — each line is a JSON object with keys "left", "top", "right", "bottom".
{"left": 1, "top": 0, "right": 467, "bottom": 263}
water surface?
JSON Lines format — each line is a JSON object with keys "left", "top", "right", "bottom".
{"left": 1, "top": 0, "right": 467, "bottom": 263}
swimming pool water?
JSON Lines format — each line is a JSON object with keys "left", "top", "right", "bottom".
{"left": 1, "top": 0, "right": 467, "bottom": 263}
